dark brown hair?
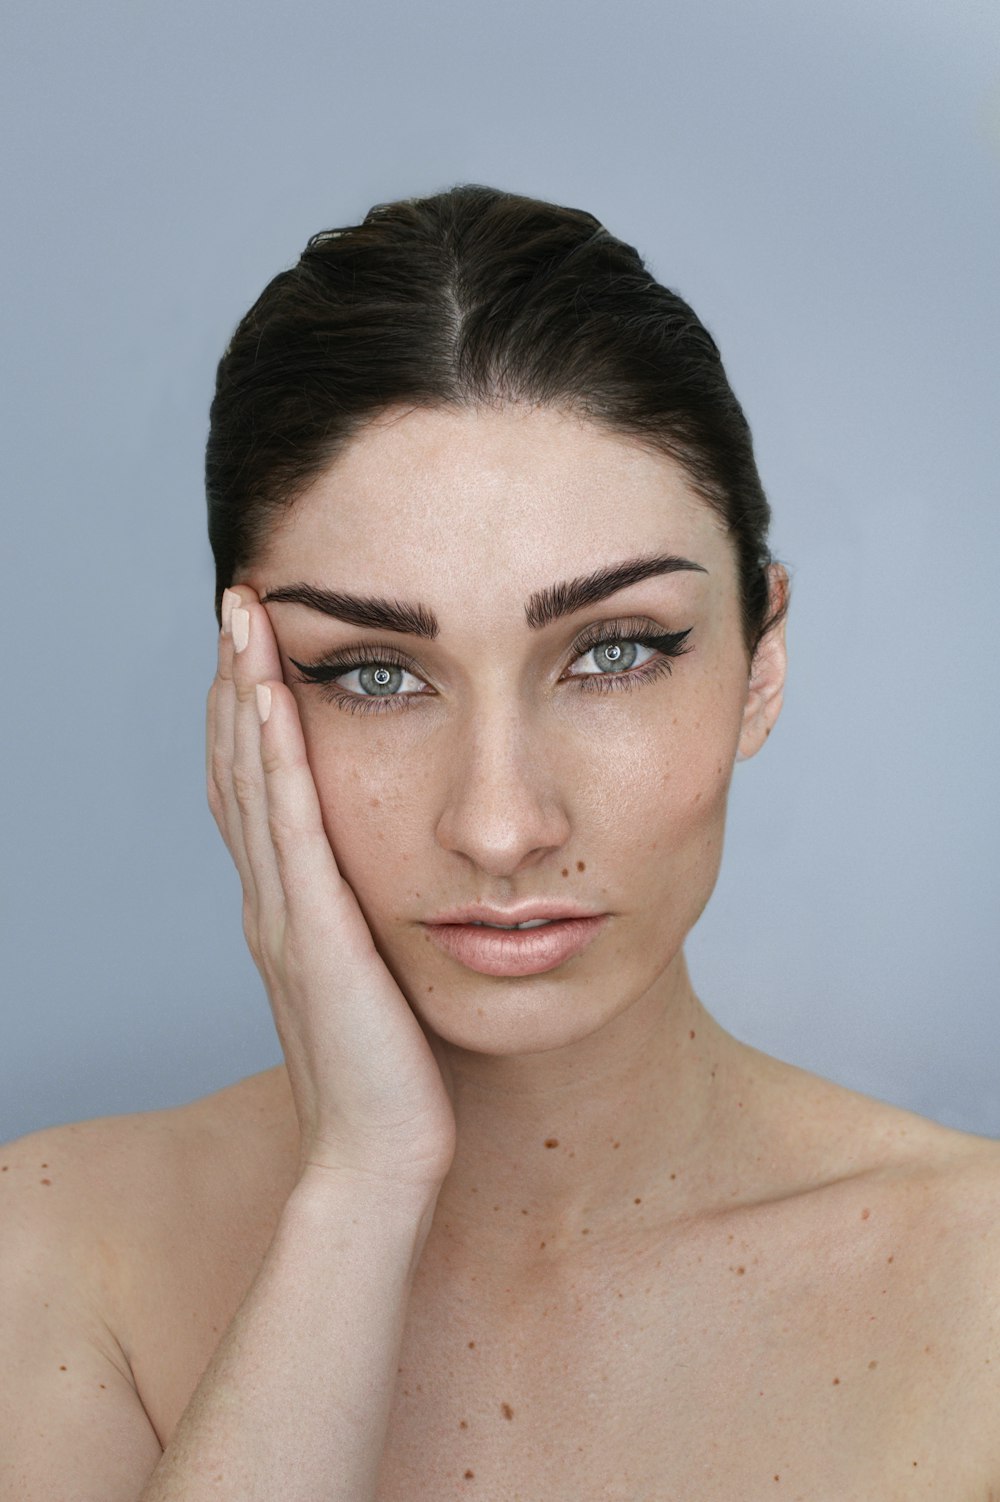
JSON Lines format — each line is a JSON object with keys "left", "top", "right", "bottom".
{"left": 206, "top": 183, "right": 789, "bottom": 659}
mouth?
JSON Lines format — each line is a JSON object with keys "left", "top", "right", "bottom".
{"left": 421, "top": 913, "right": 610, "bottom": 977}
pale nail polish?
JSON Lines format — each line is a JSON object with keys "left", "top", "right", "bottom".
{"left": 232, "top": 607, "right": 250, "bottom": 653}
{"left": 256, "top": 684, "right": 272, "bottom": 724}
{"left": 221, "top": 588, "right": 238, "bottom": 634}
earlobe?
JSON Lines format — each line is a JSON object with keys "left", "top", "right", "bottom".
{"left": 736, "top": 564, "right": 789, "bottom": 764}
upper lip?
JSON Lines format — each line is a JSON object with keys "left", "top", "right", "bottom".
{"left": 425, "top": 902, "right": 606, "bottom": 926}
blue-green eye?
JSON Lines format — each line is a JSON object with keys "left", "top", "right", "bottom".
{"left": 289, "top": 620, "right": 693, "bottom": 716}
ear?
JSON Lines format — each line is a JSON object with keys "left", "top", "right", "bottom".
{"left": 736, "top": 563, "right": 789, "bottom": 763}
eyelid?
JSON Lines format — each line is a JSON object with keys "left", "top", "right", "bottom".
{"left": 293, "top": 615, "right": 683, "bottom": 676}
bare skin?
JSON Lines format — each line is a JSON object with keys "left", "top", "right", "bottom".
{"left": 21, "top": 1057, "right": 1000, "bottom": 1499}
{"left": 6, "top": 403, "right": 998, "bottom": 1497}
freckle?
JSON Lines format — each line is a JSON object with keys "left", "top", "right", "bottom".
{"left": 735, "top": 1266, "right": 745, "bottom": 1275}
{"left": 427, "top": 985, "right": 434, "bottom": 993}
{"left": 477, "top": 1007, "right": 484, "bottom": 1017}
{"left": 689, "top": 1029, "right": 696, "bottom": 1039}
{"left": 41, "top": 1163, "right": 48, "bottom": 1169}
{"left": 59, "top": 1365, "right": 67, "bottom": 1371}
{"left": 493, "top": 1205, "right": 499, "bottom": 1211}
{"left": 561, "top": 867, "right": 569, "bottom": 877}
{"left": 1, "top": 1165, "right": 7, "bottom": 1171}
{"left": 832, "top": 1376, "right": 840, "bottom": 1385}
{"left": 868, "top": 1360, "right": 878, "bottom": 1369}
{"left": 468, "top": 1340, "right": 476, "bottom": 1348}
{"left": 634, "top": 1197, "right": 642, "bottom": 1204}
{"left": 774, "top": 1477, "right": 780, "bottom": 1483}
{"left": 582, "top": 1227, "right": 590, "bottom": 1234}
{"left": 612, "top": 1141, "right": 621, "bottom": 1150}
{"left": 521, "top": 1208, "right": 528, "bottom": 1215}
{"left": 464, "top": 1469, "right": 475, "bottom": 1479}
{"left": 923, "top": 1345, "right": 931, "bottom": 1353}
{"left": 861, "top": 1207, "right": 870, "bottom": 1220}
{"left": 40, "top": 1178, "right": 51, "bottom": 1186}
{"left": 887, "top": 1255, "right": 893, "bottom": 1263}
{"left": 737, "top": 1101, "right": 744, "bottom": 1108}
{"left": 710, "top": 1067, "right": 717, "bottom": 1078}
{"left": 501, "top": 1402, "right": 514, "bottom": 1420}
{"left": 576, "top": 861, "right": 585, "bottom": 872}
{"left": 99, "top": 1383, "right": 106, "bottom": 1389}
{"left": 539, "top": 1241, "right": 546, "bottom": 1249}
{"left": 670, "top": 1172, "right": 676, "bottom": 1180}
{"left": 460, "top": 1419, "right": 468, "bottom": 1428}
{"left": 544, "top": 1138, "right": 559, "bottom": 1148}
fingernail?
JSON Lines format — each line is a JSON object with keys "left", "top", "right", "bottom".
{"left": 221, "top": 588, "right": 239, "bottom": 634}
{"left": 232, "top": 607, "right": 250, "bottom": 653}
{"left": 256, "top": 684, "right": 272, "bottom": 724}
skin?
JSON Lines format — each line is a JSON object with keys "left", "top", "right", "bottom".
{"left": 238, "top": 400, "right": 790, "bottom": 1283}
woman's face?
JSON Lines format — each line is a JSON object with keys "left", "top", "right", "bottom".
{"left": 245, "top": 403, "right": 783, "bottom": 1054}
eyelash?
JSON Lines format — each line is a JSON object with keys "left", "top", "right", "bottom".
{"left": 288, "top": 618, "right": 694, "bottom": 717}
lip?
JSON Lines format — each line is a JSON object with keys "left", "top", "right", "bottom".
{"left": 426, "top": 902, "right": 606, "bottom": 926}
{"left": 421, "top": 913, "right": 610, "bottom": 977}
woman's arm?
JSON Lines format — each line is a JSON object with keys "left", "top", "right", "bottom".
{"left": 137, "top": 1165, "right": 440, "bottom": 1501}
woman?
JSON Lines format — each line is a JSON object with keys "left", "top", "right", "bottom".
{"left": 3, "top": 184, "right": 999, "bottom": 1499}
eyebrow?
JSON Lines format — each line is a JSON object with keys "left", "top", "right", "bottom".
{"left": 260, "top": 551, "right": 709, "bottom": 639}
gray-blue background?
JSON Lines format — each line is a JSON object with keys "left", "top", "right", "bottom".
{"left": 2, "top": 0, "right": 998, "bottom": 1143}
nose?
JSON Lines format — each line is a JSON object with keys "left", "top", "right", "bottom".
{"left": 433, "top": 709, "right": 572, "bottom": 877}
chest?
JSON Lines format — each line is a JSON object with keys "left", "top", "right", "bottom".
{"left": 126, "top": 1197, "right": 986, "bottom": 1501}
{"left": 373, "top": 1229, "right": 976, "bottom": 1501}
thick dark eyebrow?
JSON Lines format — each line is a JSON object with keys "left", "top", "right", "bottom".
{"left": 260, "top": 552, "right": 708, "bottom": 639}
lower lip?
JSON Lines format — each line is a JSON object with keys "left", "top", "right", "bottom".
{"left": 422, "top": 916, "right": 609, "bottom": 976}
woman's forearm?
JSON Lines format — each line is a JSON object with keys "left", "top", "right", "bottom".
{"left": 137, "top": 1168, "right": 440, "bottom": 1501}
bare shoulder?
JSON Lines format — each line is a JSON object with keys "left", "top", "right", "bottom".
{"left": 750, "top": 1048, "right": 1000, "bottom": 1460}
{"left": 0, "top": 1066, "right": 299, "bottom": 1339}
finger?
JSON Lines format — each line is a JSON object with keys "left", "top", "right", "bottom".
{"left": 229, "top": 592, "right": 287, "bottom": 919}
{"left": 211, "top": 594, "right": 256, "bottom": 898}
{"left": 255, "top": 676, "right": 357, "bottom": 943}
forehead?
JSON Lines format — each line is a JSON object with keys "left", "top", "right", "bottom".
{"left": 255, "top": 404, "right": 735, "bottom": 629}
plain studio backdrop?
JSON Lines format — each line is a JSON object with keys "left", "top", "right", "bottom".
{"left": 1, "top": 0, "right": 997, "bottom": 1143}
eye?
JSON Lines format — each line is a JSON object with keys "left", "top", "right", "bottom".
{"left": 288, "top": 618, "right": 693, "bottom": 716}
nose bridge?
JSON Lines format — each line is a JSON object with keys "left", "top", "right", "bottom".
{"left": 433, "top": 689, "right": 571, "bottom": 868}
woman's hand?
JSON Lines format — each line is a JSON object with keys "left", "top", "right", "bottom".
{"left": 206, "top": 585, "right": 457, "bottom": 1194}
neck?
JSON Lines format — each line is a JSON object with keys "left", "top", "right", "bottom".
{"left": 425, "top": 950, "right": 757, "bottom": 1278}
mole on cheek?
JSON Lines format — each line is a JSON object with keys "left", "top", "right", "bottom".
{"left": 561, "top": 867, "right": 569, "bottom": 877}
{"left": 576, "top": 860, "right": 585, "bottom": 871}
{"left": 500, "top": 1402, "right": 514, "bottom": 1420}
